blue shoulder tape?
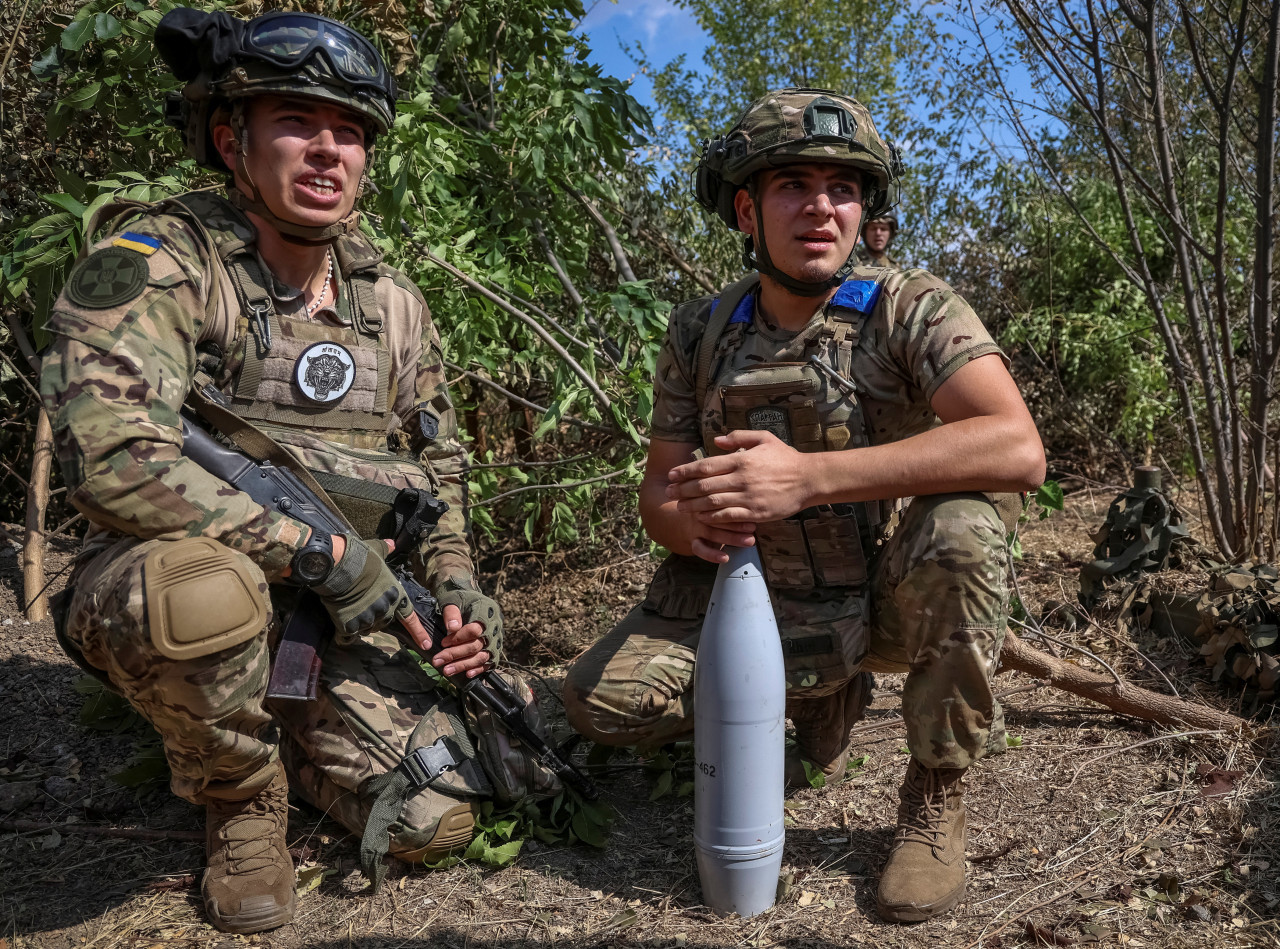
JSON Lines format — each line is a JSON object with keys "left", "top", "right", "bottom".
{"left": 708, "top": 291, "right": 756, "bottom": 324}
{"left": 830, "top": 279, "right": 882, "bottom": 314}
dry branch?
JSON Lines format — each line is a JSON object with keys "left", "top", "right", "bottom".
{"left": 998, "top": 631, "right": 1245, "bottom": 732}
{"left": 0, "top": 819, "right": 204, "bottom": 842}
{"left": 22, "top": 408, "right": 53, "bottom": 623}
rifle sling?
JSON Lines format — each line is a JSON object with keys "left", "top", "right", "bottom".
{"left": 184, "top": 379, "right": 356, "bottom": 534}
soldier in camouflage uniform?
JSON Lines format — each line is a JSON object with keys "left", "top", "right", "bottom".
{"left": 562, "top": 89, "right": 1045, "bottom": 922}
{"left": 856, "top": 210, "right": 901, "bottom": 268}
{"left": 38, "top": 9, "right": 548, "bottom": 935}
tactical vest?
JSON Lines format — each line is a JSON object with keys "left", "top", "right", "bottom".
{"left": 167, "top": 192, "right": 436, "bottom": 539}
{"left": 694, "top": 273, "right": 887, "bottom": 694}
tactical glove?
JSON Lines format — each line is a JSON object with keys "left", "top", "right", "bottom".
{"left": 436, "top": 584, "right": 504, "bottom": 662}
{"left": 314, "top": 536, "right": 412, "bottom": 642}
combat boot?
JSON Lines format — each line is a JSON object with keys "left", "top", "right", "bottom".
{"left": 202, "top": 762, "right": 296, "bottom": 934}
{"left": 876, "top": 758, "right": 967, "bottom": 922}
{"left": 784, "top": 671, "right": 873, "bottom": 788}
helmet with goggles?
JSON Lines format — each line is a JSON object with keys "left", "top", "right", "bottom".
{"left": 694, "top": 88, "right": 903, "bottom": 296}
{"left": 864, "top": 211, "right": 899, "bottom": 235}
{"left": 157, "top": 8, "right": 397, "bottom": 172}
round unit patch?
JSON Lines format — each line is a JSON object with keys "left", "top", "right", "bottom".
{"left": 66, "top": 247, "right": 149, "bottom": 309}
{"left": 295, "top": 342, "right": 356, "bottom": 403}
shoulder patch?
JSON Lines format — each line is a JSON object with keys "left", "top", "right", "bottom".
{"left": 112, "top": 231, "right": 162, "bottom": 255}
{"left": 830, "top": 279, "right": 882, "bottom": 314}
{"left": 65, "top": 247, "right": 149, "bottom": 309}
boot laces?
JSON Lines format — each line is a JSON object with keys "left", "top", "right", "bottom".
{"left": 894, "top": 766, "right": 952, "bottom": 854}
{"left": 210, "top": 783, "right": 288, "bottom": 875}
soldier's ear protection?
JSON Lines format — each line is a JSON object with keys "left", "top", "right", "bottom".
{"left": 694, "top": 134, "right": 746, "bottom": 228}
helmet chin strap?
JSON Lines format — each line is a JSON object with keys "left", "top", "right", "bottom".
{"left": 743, "top": 184, "right": 856, "bottom": 298}
{"left": 225, "top": 102, "right": 364, "bottom": 246}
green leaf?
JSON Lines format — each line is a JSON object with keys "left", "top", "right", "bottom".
{"left": 479, "top": 839, "right": 523, "bottom": 867}
{"left": 93, "top": 12, "right": 123, "bottom": 41}
{"left": 61, "top": 81, "right": 102, "bottom": 111}
{"left": 32, "top": 46, "right": 61, "bottom": 80}
{"left": 43, "top": 192, "right": 87, "bottom": 217}
{"left": 1006, "top": 734, "right": 1023, "bottom": 748}
{"left": 1036, "top": 480, "right": 1064, "bottom": 514}
{"left": 61, "top": 18, "right": 96, "bottom": 52}
{"left": 648, "top": 769, "right": 674, "bottom": 801}
{"left": 45, "top": 104, "right": 73, "bottom": 141}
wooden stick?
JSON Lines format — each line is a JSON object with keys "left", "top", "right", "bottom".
{"left": 22, "top": 408, "right": 53, "bottom": 622}
{"left": 998, "top": 631, "right": 1246, "bottom": 732}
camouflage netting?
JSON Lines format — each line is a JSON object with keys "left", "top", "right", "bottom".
{"left": 1194, "top": 563, "right": 1280, "bottom": 703}
{"left": 1079, "top": 466, "right": 1195, "bottom": 608}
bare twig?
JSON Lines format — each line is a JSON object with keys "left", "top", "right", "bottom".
{"left": 445, "top": 363, "right": 618, "bottom": 438}
{"left": 3, "top": 306, "right": 41, "bottom": 373}
{"left": 407, "top": 230, "right": 618, "bottom": 419}
{"left": 474, "top": 467, "right": 631, "bottom": 507}
{"left": 566, "top": 187, "right": 637, "bottom": 283}
{"left": 0, "top": 819, "right": 204, "bottom": 842}
{"left": 1056, "top": 728, "right": 1231, "bottom": 791}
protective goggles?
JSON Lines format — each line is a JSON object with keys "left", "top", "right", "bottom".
{"left": 243, "top": 12, "right": 393, "bottom": 96}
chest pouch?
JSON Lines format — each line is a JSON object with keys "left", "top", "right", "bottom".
{"left": 716, "top": 362, "right": 825, "bottom": 453}
{"left": 715, "top": 362, "right": 870, "bottom": 594}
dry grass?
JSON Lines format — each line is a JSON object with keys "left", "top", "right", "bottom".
{"left": 1, "top": 485, "right": 1276, "bottom": 948}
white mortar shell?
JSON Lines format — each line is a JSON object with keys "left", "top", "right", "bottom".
{"left": 693, "top": 545, "right": 786, "bottom": 918}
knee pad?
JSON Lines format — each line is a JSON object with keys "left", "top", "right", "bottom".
{"left": 143, "top": 537, "right": 270, "bottom": 660}
{"left": 389, "top": 800, "right": 478, "bottom": 864}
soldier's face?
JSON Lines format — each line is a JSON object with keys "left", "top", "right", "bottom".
{"left": 735, "top": 164, "right": 864, "bottom": 286}
{"left": 218, "top": 95, "right": 368, "bottom": 228}
{"left": 863, "top": 220, "right": 892, "bottom": 253}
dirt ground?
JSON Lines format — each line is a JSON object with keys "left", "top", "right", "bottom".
{"left": 1, "top": 481, "right": 1277, "bottom": 949}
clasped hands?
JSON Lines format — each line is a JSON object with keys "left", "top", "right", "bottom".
{"left": 665, "top": 430, "right": 812, "bottom": 564}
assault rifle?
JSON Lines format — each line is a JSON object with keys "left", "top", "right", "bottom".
{"left": 179, "top": 416, "right": 597, "bottom": 799}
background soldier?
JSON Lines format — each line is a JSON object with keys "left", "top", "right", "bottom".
{"left": 39, "top": 9, "right": 549, "bottom": 934}
{"left": 562, "top": 89, "right": 1045, "bottom": 922}
{"left": 857, "top": 210, "right": 900, "bottom": 267}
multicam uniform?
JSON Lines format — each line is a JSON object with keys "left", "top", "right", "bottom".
{"left": 40, "top": 192, "right": 535, "bottom": 858}
{"left": 563, "top": 265, "right": 1013, "bottom": 771}
{"left": 855, "top": 245, "right": 901, "bottom": 268}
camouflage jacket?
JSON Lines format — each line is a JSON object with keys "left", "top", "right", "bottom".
{"left": 39, "top": 192, "right": 475, "bottom": 591}
{"left": 652, "top": 265, "right": 1006, "bottom": 451}
{"left": 854, "top": 244, "right": 900, "bottom": 269}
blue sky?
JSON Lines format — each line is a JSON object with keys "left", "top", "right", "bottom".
{"left": 574, "top": 0, "right": 707, "bottom": 113}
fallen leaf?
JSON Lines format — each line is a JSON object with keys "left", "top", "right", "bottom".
{"left": 797, "top": 890, "right": 816, "bottom": 906}
{"left": 296, "top": 865, "right": 336, "bottom": 895}
{"left": 1196, "top": 763, "right": 1245, "bottom": 797}
{"left": 1023, "top": 920, "right": 1076, "bottom": 945}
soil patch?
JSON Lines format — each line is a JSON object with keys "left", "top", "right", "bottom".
{"left": 1, "top": 484, "right": 1276, "bottom": 948}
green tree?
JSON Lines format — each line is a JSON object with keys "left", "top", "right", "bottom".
{"left": 1, "top": 0, "right": 666, "bottom": 569}
{"left": 985, "top": 0, "right": 1278, "bottom": 558}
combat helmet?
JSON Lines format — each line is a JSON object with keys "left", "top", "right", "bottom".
{"left": 156, "top": 8, "right": 397, "bottom": 243}
{"left": 864, "top": 210, "right": 899, "bottom": 235}
{"left": 695, "top": 88, "right": 903, "bottom": 296}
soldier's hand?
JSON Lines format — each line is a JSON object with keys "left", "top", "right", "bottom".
{"left": 314, "top": 536, "right": 413, "bottom": 641}
{"left": 433, "top": 590, "right": 501, "bottom": 677}
{"left": 667, "top": 430, "right": 810, "bottom": 525}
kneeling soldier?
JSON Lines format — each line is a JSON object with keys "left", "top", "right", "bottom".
{"left": 562, "top": 89, "right": 1045, "bottom": 922}
{"left": 41, "top": 8, "right": 557, "bottom": 933}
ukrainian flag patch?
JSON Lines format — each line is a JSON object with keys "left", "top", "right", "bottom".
{"left": 112, "top": 232, "right": 161, "bottom": 255}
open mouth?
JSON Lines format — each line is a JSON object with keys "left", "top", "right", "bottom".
{"left": 298, "top": 174, "right": 341, "bottom": 198}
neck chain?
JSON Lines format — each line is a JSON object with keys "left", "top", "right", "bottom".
{"left": 305, "top": 249, "right": 334, "bottom": 319}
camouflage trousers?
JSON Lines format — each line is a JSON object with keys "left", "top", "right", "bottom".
{"left": 563, "top": 493, "right": 1010, "bottom": 770}
{"left": 61, "top": 536, "right": 484, "bottom": 854}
